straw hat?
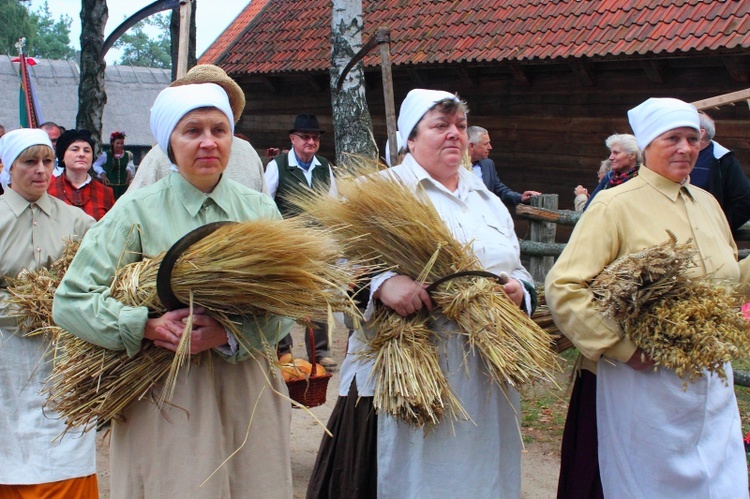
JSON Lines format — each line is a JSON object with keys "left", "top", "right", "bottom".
{"left": 170, "top": 65, "right": 245, "bottom": 124}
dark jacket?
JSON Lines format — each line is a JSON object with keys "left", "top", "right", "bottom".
{"left": 475, "top": 158, "right": 522, "bottom": 207}
{"left": 703, "top": 144, "right": 750, "bottom": 236}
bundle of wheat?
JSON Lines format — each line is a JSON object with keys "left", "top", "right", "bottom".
{"left": 589, "top": 231, "right": 750, "bottom": 383}
{"left": 290, "top": 164, "right": 559, "bottom": 427}
{"left": 8, "top": 218, "right": 360, "bottom": 432}
{"left": 7, "top": 240, "right": 80, "bottom": 335}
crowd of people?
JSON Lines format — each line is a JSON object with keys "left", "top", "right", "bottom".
{"left": 1, "top": 63, "right": 749, "bottom": 498}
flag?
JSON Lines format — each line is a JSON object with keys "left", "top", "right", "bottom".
{"left": 12, "top": 53, "right": 42, "bottom": 128}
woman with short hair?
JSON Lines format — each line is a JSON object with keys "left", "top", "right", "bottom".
{"left": 308, "top": 89, "right": 534, "bottom": 498}
{"left": 0, "top": 128, "right": 96, "bottom": 498}
{"left": 48, "top": 129, "right": 115, "bottom": 220}
{"left": 546, "top": 97, "right": 749, "bottom": 497}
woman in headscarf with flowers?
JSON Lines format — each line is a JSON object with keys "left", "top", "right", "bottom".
{"left": 93, "top": 130, "right": 135, "bottom": 200}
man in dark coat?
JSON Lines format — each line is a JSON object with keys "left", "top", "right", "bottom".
{"left": 691, "top": 111, "right": 750, "bottom": 236}
{"left": 468, "top": 126, "right": 540, "bottom": 207}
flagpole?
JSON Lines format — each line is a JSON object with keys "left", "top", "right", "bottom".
{"left": 15, "top": 38, "right": 38, "bottom": 128}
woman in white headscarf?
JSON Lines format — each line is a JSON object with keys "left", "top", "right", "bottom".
{"left": 0, "top": 129, "right": 96, "bottom": 497}
{"left": 307, "top": 89, "right": 534, "bottom": 498}
{"left": 53, "top": 82, "right": 295, "bottom": 498}
{"left": 546, "top": 97, "right": 750, "bottom": 497}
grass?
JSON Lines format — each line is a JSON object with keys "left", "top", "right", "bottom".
{"left": 519, "top": 348, "right": 577, "bottom": 449}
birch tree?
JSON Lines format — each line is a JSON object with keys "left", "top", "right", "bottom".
{"left": 77, "top": 0, "right": 107, "bottom": 152}
{"left": 330, "top": 0, "right": 376, "bottom": 166}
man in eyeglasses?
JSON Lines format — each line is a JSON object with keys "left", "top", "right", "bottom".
{"left": 265, "top": 113, "right": 338, "bottom": 370}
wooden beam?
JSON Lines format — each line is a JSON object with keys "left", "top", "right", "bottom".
{"left": 508, "top": 63, "right": 529, "bottom": 86}
{"left": 515, "top": 203, "right": 581, "bottom": 226}
{"left": 569, "top": 61, "right": 594, "bottom": 86}
{"left": 691, "top": 87, "right": 750, "bottom": 110}
{"left": 639, "top": 60, "right": 665, "bottom": 84}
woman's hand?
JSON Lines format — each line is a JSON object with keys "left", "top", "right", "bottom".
{"left": 374, "top": 275, "right": 434, "bottom": 317}
{"left": 144, "top": 307, "right": 228, "bottom": 354}
{"left": 626, "top": 348, "right": 655, "bottom": 371}
{"left": 503, "top": 278, "right": 525, "bottom": 308}
{"left": 100, "top": 172, "right": 110, "bottom": 185}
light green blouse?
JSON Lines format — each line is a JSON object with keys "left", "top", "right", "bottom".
{"left": 53, "top": 172, "right": 293, "bottom": 361}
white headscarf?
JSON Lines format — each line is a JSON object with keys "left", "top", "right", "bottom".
{"left": 149, "top": 83, "right": 234, "bottom": 156}
{"left": 0, "top": 128, "right": 53, "bottom": 189}
{"left": 397, "top": 89, "right": 460, "bottom": 145}
{"left": 627, "top": 97, "right": 700, "bottom": 151}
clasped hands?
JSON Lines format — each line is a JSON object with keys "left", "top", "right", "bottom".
{"left": 144, "top": 306, "right": 228, "bottom": 354}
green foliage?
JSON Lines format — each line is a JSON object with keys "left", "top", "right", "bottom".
{"left": 28, "top": 1, "right": 75, "bottom": 60}
{"left": 114, "top": 13, "right": 171, "bottom": 69}
{"left": 0, "top": 0, "right": 35, "bottom": 56}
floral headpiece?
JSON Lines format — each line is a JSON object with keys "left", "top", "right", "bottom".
{"left": 110, "top": 131, "right": 126, "bottom": 142}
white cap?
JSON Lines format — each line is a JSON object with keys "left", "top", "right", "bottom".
{"left": 397, "top": 89, "right": 460, "bottom": 145}
{"left": 627, "top": 97, "right": 699, "bottom": 151}
{"left": 0, "top": 128, "right": 53, "bottom": 188}
{"left": 150, "top": 83, "right": 234, "bottom": 156}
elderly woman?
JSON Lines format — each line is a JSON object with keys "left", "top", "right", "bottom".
{"left": 47, "top": 129, "right": 115, "bottom": 220}
{"left": 583, "top": 133, "right": 642, "bottom": 210}
{"left": 546, "top": 98, "right": 749, "bottom": 497}
{"left": 0, "top": 129, "right": 96, "bottom": 497}
{"left": 307, "top": 89, "right": 534, "bottom": 498}
{"left": 93, "top": 130, "right": 134, "bottom": 199}
{"left": 53, "top": 81, "right": 294, "bottom": 497}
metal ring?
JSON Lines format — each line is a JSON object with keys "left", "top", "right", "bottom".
{"left": 425, "top": 270, "right": 507, "bottom": 296}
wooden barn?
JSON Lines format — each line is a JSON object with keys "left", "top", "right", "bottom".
{"left": 200, "top": 0, "right": 750, "bottom": 211}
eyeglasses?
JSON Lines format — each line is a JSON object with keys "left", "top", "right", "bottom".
{"left": 292, "top": 133, "right": 320, "bottom": 142}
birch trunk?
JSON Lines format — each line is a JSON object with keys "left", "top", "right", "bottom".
{"left": 77, "top": 0, "right": 107, "bottom": 153}
{"left": 330, "top": 0, "right": 376, "bottom": 167}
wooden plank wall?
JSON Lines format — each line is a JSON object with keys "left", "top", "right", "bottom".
{"left": 236, "top": 54, "right": 750, "bottom": 238}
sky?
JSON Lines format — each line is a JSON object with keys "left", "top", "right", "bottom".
{"left": 27, "top": 0, "right": 250, "bottom": 64}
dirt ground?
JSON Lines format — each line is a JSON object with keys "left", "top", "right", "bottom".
{"left": 96, "top": 323, "right": 560, "bottom": 498}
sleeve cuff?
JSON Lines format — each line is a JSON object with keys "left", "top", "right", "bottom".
{"left": 118, "top": 306, "right": 150, "bottom": 357}
{"left": 364, "top": 270, "right": 397, "bottom": 320}
{"left": 603, "top": 337, "right": 638, "bottom": 364}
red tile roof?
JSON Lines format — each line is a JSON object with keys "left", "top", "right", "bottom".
{"left": 206, "top": 0, "right": 750, "bottom": 75}
{"left": 197, "top": 0, "right": 271, "bottom": 65}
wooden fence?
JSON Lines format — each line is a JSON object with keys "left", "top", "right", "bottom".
{"left": 519, "top": 193, "right": 750, "bottom": 387}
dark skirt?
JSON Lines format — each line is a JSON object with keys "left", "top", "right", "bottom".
{"left": 557, "top": 369, "right": 604, "bottom": 499}
{"left": 306, "top": 378, "right": 378, "bottom": 499}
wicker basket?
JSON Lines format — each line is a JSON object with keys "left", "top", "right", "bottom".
{"left": 284, "top": 327, "right": 332, "bottom": 408}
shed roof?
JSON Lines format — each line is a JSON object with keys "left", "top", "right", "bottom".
{"left": 0, "top": 56, "right": 171, "bottom": 146}
{"left": 208, "top": 0, "right": 750, "bottom": 75}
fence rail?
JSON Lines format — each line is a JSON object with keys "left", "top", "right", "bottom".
{"left": 518, "top": 193, "right": 750, "bottom": 388}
